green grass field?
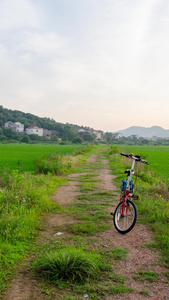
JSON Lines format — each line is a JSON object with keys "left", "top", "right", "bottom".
{"left": 0, "top": 144, "right": 168, "bottom": 298}
{"left": 0, "top": 144, "right": 84, "bottom": 172}
{"left": 117, "top": 145, "right": 169, "bottom": 182}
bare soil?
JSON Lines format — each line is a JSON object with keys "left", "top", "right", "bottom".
{"left": 3, "top": 153, "right": 169, "bottom": 300}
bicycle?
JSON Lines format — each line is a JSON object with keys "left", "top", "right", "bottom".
{"left": 112, "top": 152, "right": 148, "bottom": 234}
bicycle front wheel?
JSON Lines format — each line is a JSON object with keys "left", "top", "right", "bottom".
{"left": 113, "top": 200, "right": 137, "bottom": 234}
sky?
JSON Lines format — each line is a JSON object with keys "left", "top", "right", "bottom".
{"left": 0, "top": 0, "right": 169, "bottom": 132}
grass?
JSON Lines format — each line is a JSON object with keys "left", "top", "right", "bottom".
{"left": 142, "top": 242, "right": 158, "bottom": 251}
{"left": 139, "top": 290, "right": 150, "bottom": 296}
{"left": 28, "top": 150, "right": 133, "bottom": 299}
{"left": 66, "top": 187, "right": 113, "bottom": 236}
{"left": 60, "top": 295, "right": 80, "bottom": 300}
{"left": 104, "top": 247, "right": 128, "bottom": 260}
{"left": 133, "top": 269, "right": 159, "bottom": 282}
{"left": 32, "top": 247, "right": 101, "bottom": 283}
{"left": 31, "top": 236, "right": 131, "bottom": 299}
{"left": 0, "top": 144, "right": 101, "bottom": 296}
{"left": 0, "top": 170, "right": 66, "bottom": 296}
{"left": 117, "top": 144, "right": 169, "bottom": 182}
{"left": 4, "top": 144, "right": 168, "bottom": 298}
{"left": 62, "top": 172, "right": 114, "bottom": 238}
{"left": 0, "top": 145, "right": 133, "bottom": 299}
{"left": 0, "top": 144, "right": 94, "bottom": 173}
{"left": 68, "top": 221, "right": 110, "bottom": 236}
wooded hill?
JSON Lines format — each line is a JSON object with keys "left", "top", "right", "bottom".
{"left": 0, "top": 106, "right": 90, "bottom": 142}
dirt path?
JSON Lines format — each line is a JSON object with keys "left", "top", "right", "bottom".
{"left": 3, "top": 153, "right": 169, "bottom": 300}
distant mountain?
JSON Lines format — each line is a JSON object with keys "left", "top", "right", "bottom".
{"left": 118, "top": 126, "right": 169, "bottom": 138}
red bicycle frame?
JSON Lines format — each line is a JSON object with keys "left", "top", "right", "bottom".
{"left": 121, "top": 155, "right": 136, "bottom": 217}
{"left": 121, "top": 189, "right": 130, "bottom": 216}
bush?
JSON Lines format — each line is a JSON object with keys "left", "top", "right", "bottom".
{"left": 21, "top": 136, "right": 31, "bottom": 143}
{"left": 72, "top": 137, "right": 83, "bottom": 144}
{"left": 36, "top": 154, "right": 71, "bottom": 175}
{"left": 33, "top": 247, "right": 100, "bottom": 283}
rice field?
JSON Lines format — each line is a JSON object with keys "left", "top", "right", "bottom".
{"left": 118, "top": 145, "right": 169, "bottom": 182}
{"left": 2, "top": 143, "right": 169, "bottom": 181}
{"left": 0, "top": 144, "right": 84, "bottom": 172}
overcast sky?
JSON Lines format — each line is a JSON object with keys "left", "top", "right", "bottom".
{"left": 0, "top": 0, "right": 169, "bottom": 132}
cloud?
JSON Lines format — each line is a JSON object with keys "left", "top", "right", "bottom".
{"left": 0, "top": 0, "right": 40, "bottom": 30}
{"left": 0, "top": 0, "right": 169, "bottom": 131}
{"left": 20, "top": 31, "right": 69, "bottom": 58}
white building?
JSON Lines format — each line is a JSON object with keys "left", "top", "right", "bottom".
{"left": 4, "top": 121, "right": 24, "bottom": 132}
{"left": 26, "top": 126, "right": 43, "bottom": 136}
{"left": 89, "top": 128, "right": 103, "bottom": 140}
{"left": 78, "top": 128, "right": 103, "bottom": 140}
{"left": 14, "top": 122, "right": 24, "bottom": 132}
{"left": 112, "top": 132, "right": 123, "bottom": 139}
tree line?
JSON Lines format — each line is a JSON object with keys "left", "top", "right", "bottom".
{"left": 1, "top": 106, "right": 168, "bottom": 145}
{"left": 0, "top": 106, "right": 95, "bottom": 143}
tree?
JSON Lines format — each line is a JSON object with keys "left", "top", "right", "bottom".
{"left": 62, "top": 125, "right": 77, "bottom": 141}
{"left": 51, "top": 134, "right": 58, "bottom": 141}
{"left": 106, "top": 136, "right": 112, "bottom": 143}
{"left": 2, "top": 128, "right": 19, "bottom": 140}
{"left": 21, "top": 135, "right": 31, "bottom": 143}
{"left": 72, "top": 137, "right": 83, "bottom": 144}
{"left": 82, "top": 133, "right": 95, "bottom": 141}
{"left": 28, "top": 134, "right": 42, "bottom": 141}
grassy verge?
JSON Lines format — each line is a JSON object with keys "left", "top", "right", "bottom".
{"left": 106, "top": 146, "right": 169, "bottom": 267}
{"left": 35, "top": 144, "right": 98, "bottom": 175}
{"left": 0, "top": 169, "right": 67, "bottom": 296}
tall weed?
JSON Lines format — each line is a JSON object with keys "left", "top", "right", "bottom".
{"left": 36, "top": 154, "right": 71, "bottom": 175}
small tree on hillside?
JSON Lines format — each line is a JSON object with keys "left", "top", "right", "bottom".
{"left": 82, "top": 133, "right": 95, "bottom": 142}
{"left": 21, "top": 135, "right": 31, "bottom": 143}
{"left": 72, "top": 137, "right": 83, "bottom": 144}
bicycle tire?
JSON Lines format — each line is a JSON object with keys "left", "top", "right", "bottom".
{"left": 113, "top": 199, "right": 137, "bottom": 234}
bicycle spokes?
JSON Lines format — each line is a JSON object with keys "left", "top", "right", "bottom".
{"left": 113, "top": 200, "right": 137, "bottom": 234}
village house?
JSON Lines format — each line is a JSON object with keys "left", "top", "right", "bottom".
{"left": 43, "top": 129, "right": 52, "bottom": 137}
{"left": 88, "top": 128, "right": 103, "bottom": 140}
{"left": 112, "top": 132, "right": 123, "bottom": 139}
{"left": 26, "top": 126, "right": 43, "bottom": 136}
{"left": 4, "top": 121, "right": 24, "bottom": 132}
{"left": 4, "top": 121, "right": 53, "bottom": 138}
{"left": 78, "top": 128, "right": 103, "bottom": 140}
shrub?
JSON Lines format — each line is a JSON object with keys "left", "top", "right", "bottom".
{"left": 33, "top": 247, "right": 100, "bottom": 283}
{"left": 72, "top": 137, "right": 83, "bottom": 144}
{"left": 36, "top": 154, "right": 71, "bottom": 175}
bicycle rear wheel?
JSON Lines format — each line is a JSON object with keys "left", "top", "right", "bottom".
{"left": 113, "top": 199, "right": 137, "bottom": 234}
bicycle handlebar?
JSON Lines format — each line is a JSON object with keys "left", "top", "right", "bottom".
{"left": 120, "top": 153, "right": 149, "bottom": 165}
